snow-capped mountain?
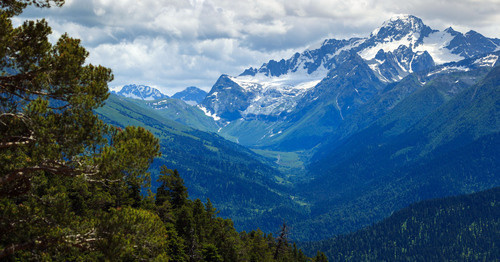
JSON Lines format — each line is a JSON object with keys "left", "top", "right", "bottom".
{"left": 114, "top": 84, "right": 168, "bottom": 100}
{"left": 356, "top": 15, "right": 499, "bottom": 81}
{"left": 172, "top": 86, "right": 207, "bottom": 105}
{"left": 201, "top": 15, "right": 499, "bottom": 123}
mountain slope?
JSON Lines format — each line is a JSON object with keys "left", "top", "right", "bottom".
{"left": 294, "top": 131, "right": 499, "bottom": 241}
{"left": 213, "top": 52, "right": 385, "bottom": 150}
{"left": 311, "top": 58, "right": 495, "bottom": 166}
{"left": 95, "top": 94, "right": 298, "bottom": 231}
{"left": 137, "top": 97, "right": 219, "bottom": 133}
{"left": 407, "top": 63, "right": 500, "bottom": 158}
{"left": 290, "top": 65, "right": 500, "bottom": 240}
{"left": 303, "top": 187, "right": 500, "bottom": 261}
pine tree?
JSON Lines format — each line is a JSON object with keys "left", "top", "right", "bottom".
{"left": 156, "top": 166, "right": 188, "bottom": 210}
{"left": 202, "top": 243, "right": 223, "bottom": 262}
{"left": 0, "top": 1, "right": 161, "bottom": 258}
{"left": 313, "top": 251, "right": 328, "bottom": 262}
{"left": 274, "top": 221, "right": 289, "bottom": 260}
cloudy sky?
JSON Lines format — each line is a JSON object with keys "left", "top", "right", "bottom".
{"left": 16, "top": 0, "right": 500, "bottom": 95}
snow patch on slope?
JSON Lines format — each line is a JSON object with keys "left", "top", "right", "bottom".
{"left": 197, "top": 105, "right": 221, "bottom": 121}
{"left": 227, "top": 65, "right": 327, "bottom": 117}
{"left": 359, "top": 29, "right": 463, "bottom": 65}
{"left": 427, "top": 66, "right": 470, "bottom": 77}
{"left": 231, "top": 64, "right": 328, "bottom": 91}
{"left": 367, "top": 63, "right": 390, "bottom": 82}
{"left": 474, "top": 54, "right": 498, "bottom": 67}
{"left": 414, "top": 31, "right": 463, "bottom": 64}
{"left": 332, "top": 39, "right": 366, "bottom": 58}
{"left": 120, "top": 93, "right": 144, "bottom": 100}
{"left": 359, "top": 35, "right": 418, "bottom": 60}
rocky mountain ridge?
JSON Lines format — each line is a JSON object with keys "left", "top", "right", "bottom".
{"left": 113, "top": 84, "right": 168, "bottom": 100}
{"left": 198, "top": 14, "right": 499, "bottom": 150}
{"left": 201, "top": 15, "right": 499, "bottom": 119}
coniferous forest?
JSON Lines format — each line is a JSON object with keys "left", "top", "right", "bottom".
{"left": 0, "top": 1, "right": 322, "bottom": 260}
{"left": 303, "top": 187, "right": 500, "bottom": 261}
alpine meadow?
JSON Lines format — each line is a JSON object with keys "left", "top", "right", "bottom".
{"left": 1, "top": 0, "right": 499, "bottom": 261}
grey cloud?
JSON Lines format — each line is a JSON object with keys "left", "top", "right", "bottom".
{"left": 15, "top": 0, "right": 500, "bottom": 94}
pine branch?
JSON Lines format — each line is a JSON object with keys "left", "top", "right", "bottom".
{"left": 0, "top": 162, "right": 95, "bottom": 187}
{"left": 0, "top": 241, "right": 36, "bottom": 259}
{"left": 0, "top": 135, "right": 35, "bottom": 148}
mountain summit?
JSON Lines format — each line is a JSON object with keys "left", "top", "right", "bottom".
{"left": 369, "top": 14, "right": 433, "bottom": 43}
{"left": 172, "top": 86, "right": 207, "bottom": 105}
{"left": 114, "top": 84, "right": 168, "bottom": 100}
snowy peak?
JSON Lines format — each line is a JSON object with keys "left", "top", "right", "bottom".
{"left": 115, "top": 84, "right": 168, "bottom": 101}
{"left": 360, "top": 15, "right": 436, "bottom": 60}
{"left": 203, "top": 15, "right": 500, "bottom": 123}
{"left": 240, "top": 38, "right": 361, "bottom": 79}
{"left": 358, "top": 15, "right": 500, "bottom": 83}
{"left": 362, "top": 15, "right": 500, "bottom": 64}
{"left": 444, "top": 27, "right": 460, "bottom": 36}
{"left": 371, "top": 14, "right": 432, "bottom": 43}
{"left": 202, "top": 51, "right": 331, "bottom": 120}
{"left": 201, "top": 75, "right": 254, "bottom": 121}
{"left": 172, "top": 86, "right": 207, "bottom": 105}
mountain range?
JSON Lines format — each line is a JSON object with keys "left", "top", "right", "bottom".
{"left": 293, "top": 64, "right": 499, "bottom": 240}
{"left": 101, "top": 14, "right": 499, "bottom": 244}
{"left": 199, "top": 14, "right": 499, "bottom": 150}
{"left": 114, "top": 85, "right": 207, "bottom": 105}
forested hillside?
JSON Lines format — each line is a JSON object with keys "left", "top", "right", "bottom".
{"left": 289, "top": 65, "right": 500, "bottom": 240}
{"left": 96, "top": 94, "right": 305, "bottom": 232}
{"left": 303, "top": 187, "right": 500, "bottom": 261}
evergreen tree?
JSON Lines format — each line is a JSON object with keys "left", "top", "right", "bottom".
{"left": 0, "top": 1, "right": 161, "bottom": 258}
{"left": 202, "top": 243, "right": 223, "bottom": 262}
{"left": 313, "top": 251, "right": 328, "bottom": 262}
{"left": 156, "top": 166, "right": 188, "bottom": 209}
{"left": 274, "top": 222, "right": 289, "bottom": 260}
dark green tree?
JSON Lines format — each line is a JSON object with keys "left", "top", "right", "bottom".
{"left": 274, "top": 222, "right": 289, "bottom": 260}
{"left": 202, "top": 243, "right": 223, "bottom": 262}
{"left": 313, "top": 251, "right": 328, "bottom": 262}
{"left": 0, "top": 1, "right": 161, "bottom": 258}
{"left": 156, "top": 166, "right": 188, "bottom": 209}
{"left": 96, "top": 207, "right": 169, "bottom": 261}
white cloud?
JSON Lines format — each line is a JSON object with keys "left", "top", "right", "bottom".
{"left": 16, "top": 0, "right": 500, "bottom": 94}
